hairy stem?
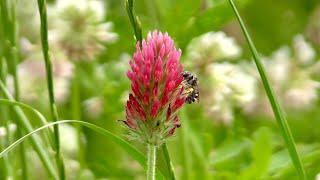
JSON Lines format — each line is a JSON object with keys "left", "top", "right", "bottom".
{"left": 36, "top": 0, "right": 65, "bottom": 179}
{"left": 227, "top": 0, "right": 306, "bottom": 179}
{"left": 147, "top": 144, "right": 157, "bottom": 180}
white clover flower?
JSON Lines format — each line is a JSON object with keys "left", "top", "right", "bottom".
{"left": 186, "top": 31, "right": 241, "bottom": 68}
{"left": 55, "top": 0, "right": 105, "bottom": 20}
{"left": 48, "top": 0, "right": 118, "bottom": 61}
{"left": 284, "top": 72, "right": 320, "bottom": 109}
{"left": 205, "top": 62, "right": 257, "bottom": 124}
{"left": 15, "top": 50, "right": 74, "bottom": 104}
{"left": 245, "top": 43, "right": 319, "bottom": 117}
{"left": 83, "top": 97, "right": 104, "bottom": 119}
{"left": 264, "top": 47, "right": 291, "bottom": 89}
{"left": 293, "top": 35, "right": 315, "bottom": 65}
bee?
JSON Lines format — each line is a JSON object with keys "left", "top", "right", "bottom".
{"left": 181, "top": 71, "right": 199, "bottom": 104}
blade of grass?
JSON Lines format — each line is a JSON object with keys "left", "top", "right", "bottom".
{"left": 0, "top": 79, "right": 58, "bottom": 179}
{"left": 36, "top": 0, "right": 65, "bottom": 179}
{"left": 0, "top": 59, "right": 13, "bottom": 180}
{"left": 0, "top": 99, "right": 55, "bottom": 146}
{"left": 161, "top": 144, "right": 176, "bottom": 180}
{"left": 227, "top": 0, "right": 306, "bottom": 179}
{"left": 125, "top": 0, "right": 142, "bottom": 42}
{"left": 0, "top": 120, "right": 161, "bottom": 176}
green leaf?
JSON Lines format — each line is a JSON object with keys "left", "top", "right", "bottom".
{"left": 211, "top": 139, "right": 251, "bottom": 166}
{"left": 268, "top": 144, "right": 320, "bottom": 178}
{"left": 238, "top": 127, "right": 272, "bottom": 180}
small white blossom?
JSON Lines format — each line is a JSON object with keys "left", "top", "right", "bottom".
{"left": 246, "top": 43, "right": 319, "bottom": 117}
{"left": 206, "top": 63, "right": 257, "bottom": 124}
{"left": 293, "top": 35, "right": 315, "bottom": 65}
{"left": 186, "top": 31, "right": 241, "bottom": 68}
{"left": 15, "top": 51, "right": 74, "bottom": 103}
{"left": 48, "top": 0, "right": 118, "bottom": 61}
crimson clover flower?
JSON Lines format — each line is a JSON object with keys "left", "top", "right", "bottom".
{"left": 124, "top": 31, "right": 186, "bottom": 145}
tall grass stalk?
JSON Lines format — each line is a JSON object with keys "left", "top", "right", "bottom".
{"left": 10, "top": 0, "right": 28, "bottom": 178}
{"left": 0, "top": 2, "right": 13, "bottom": 177}
{"left": 0, "top": 59, "right": 14, "bottom": 179}
{"left": 36, "top": 0, "right": 65, "bottom": 179}
{"left": 227, "top": 0, "right": 306, "bottom": 179}
{"left": 71, "top": 64, "right": 86, "bottom": 168}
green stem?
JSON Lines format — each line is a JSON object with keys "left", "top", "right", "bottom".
{"left": 71, "top": 65, "right": 86, "bottom": 168}
{"left": 0, "top": 58, "right": 13, "bottom": 180}
{"left": 10, "top": 0, "right": 28, "bottom": 178}
{"left": 227, "top": 0, "right": 306, "bottom": 179}
{"left": 147, "top": 144, "right": 157, "bottom": 180}
{"left": 125, "top": 0, "right": 142, "bottom": 43}
{"left": 36, "top": 0, "right": 65, "bottom": 179}
{"left": 161, "top": 144, "right": 176, "bottom": 180}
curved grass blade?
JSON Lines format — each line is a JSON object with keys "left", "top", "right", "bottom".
{"left": 0, "top": 99, "right": 55, "bottom": 146}
{"left": 227, "top": 0, "right": 306, "bottom": 179}
{"left": 0, "top": 120, "right": 165, "bottom": 177}
{"left": 0, "top": 79, "right": 58, "bottom": 179}
{"left": 0, "top": 99, "right": 50, "bottom": 126}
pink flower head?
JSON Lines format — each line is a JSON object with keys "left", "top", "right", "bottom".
{"left": 124, "top": 31, "right": 186, "bottom": 145}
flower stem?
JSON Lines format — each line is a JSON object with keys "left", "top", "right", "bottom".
{"left": 147, "top": 144, "right": 157, "bottom": 180}
{"left": 227, "top": 0, "right": 306, "bottom": 179}
{"left": 161, "top": 144, "right": 176, "bottom": 180}
{"left": 36, "top": 0, "right": 65, "bottom": 179}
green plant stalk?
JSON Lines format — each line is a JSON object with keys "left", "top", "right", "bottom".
{"left": 10, "top": 0, "right": 28, "bottom": 178}
{"left": 125, "top": 0, "right": 142, "bottom": 42}
{"left": 227, "top": 0, "right": 306, "bottom": 179}
{"left": 0, "top": 59, "right": 13, "bottom": 180}
{"left": 147, "top": 144, "right": 157, "bottom": 180}
{"left": 71, "top": 65, "right": 86, "bottom": 168}
{"left": 161, "top": 144, "right": 176, "bottom": 180}
{"left": 0, "top": 79, "right": 58, "bottom": 179}
{"left": 36, "top": 0, "right": 65, "bottom": 179}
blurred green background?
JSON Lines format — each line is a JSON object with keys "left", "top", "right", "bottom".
{"left": 1, "top": 0, "right": 320, "bottom": 179}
